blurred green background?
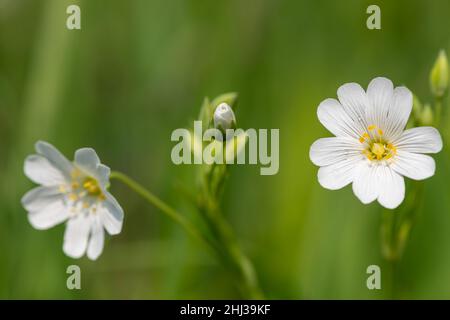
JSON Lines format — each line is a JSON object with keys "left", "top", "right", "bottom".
{"left": 0, "top": 0, "right": 449, "bottom": 299}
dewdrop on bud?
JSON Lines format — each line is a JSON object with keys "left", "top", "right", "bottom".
{"left": 214, "top": 103, "right": 236, "bottom": 132}
{"left": 430, "top": 50, "right": 449, "bottom": 98}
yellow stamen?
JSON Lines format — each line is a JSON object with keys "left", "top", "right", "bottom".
{"left": 368, "top": 124, "right": 376, "bottom": 131}
{"left": 82, "top": 177, "right": 104, "bottom": 199}
{"left": 69, "top": 193, "right": 78, "bottom": 201}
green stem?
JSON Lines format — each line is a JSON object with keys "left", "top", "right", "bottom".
{"left": 200, "top": 202, "right": 263, "bottom": 299}
{"left": 435, "top": 97, "right": 443, "bottom": 128}
{"left": 109, "top": 171, "right": 213, "bottom": 250}
{"left": 110, "top": 171, "right": 263, "bottom": 299}
{"left": 380, "top": 182, "right": 424, "bottom": 298}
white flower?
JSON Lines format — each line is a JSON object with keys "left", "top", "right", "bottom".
{"left": 214, "top": 103, "right": 236, "bottom": 131}
{"left": 310, "top": 77, "right": 443, "bottom": 209}
{"left": 21, "top": 141, "right": 124, "bottom": 260}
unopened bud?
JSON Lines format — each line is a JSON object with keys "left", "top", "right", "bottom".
{"left": 430, "top": 50, "right": 448, "bottom": 98}
{"left": 214, "top": 103, "right": 236, "bottom": 132}
{"left": 420, "top": 104, "right": 434, "bottom": 126}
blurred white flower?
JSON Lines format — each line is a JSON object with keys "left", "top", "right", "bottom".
{"left": 22, "top": 141, "right": 124, "bottom": 260}
{"left": 310, "top": 77, "right": 443, "bottom": 209}
{"left": 214, "top": 102, "right": 236, "bottom": 131}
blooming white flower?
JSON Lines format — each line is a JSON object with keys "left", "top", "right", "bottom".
{"left": 21, "top": 141, "right": 124, "bottom": 260}
{"left": 310, "top": 77, "right": 443, "bottom": 209}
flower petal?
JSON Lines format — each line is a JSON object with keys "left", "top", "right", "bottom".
{"left": 394, "top": 127, "right": 443, "bottom": 154}
{"left": 383, "top": 86, "right": 413, "bottom": 140}
{"left": 317, "top": 98, "right": 363, "bottom": 138}
{"left": 391, "top": 151, "right": 436, "bottom": 180}
{"left": 21, "top": 186, "right": 62, "bottom": 212}
{"left": 310, "top": 137, "right": 362, "bottom": 166}
{"left": 100, "top": 192, "right": 124, "bottom": 235}
{"left": 352, "top": 163, "right": 380, "bottom": 205}
{"left": 377, "top": 166, "right": 405, "bottom": 209}
{"left": 26, "top": 193, "right": 70, "bottom": 230}
{"left": 24, "top": 155, "right": 67, "bottom": 186}
{"left": 63, "top": 215, "right": 91, "bottom": 258}
{"left": 96, "top": 164, "right": 111, "bottom": 187}
{"left": 337, "top": 82, "right": 370, "bottom": 131}
{"left": 317, "top": 156, "right": 361, "bottom": 190}
{"left": 87, "top": 216, "right": 104, "bottom": 260}
{"left": 366, "top": 77, "right": 394, "bottom": 128}
{"left": 74, "top": 148, "right": 101, "bottom": 176}
{"left": 35, "top": 141, "right": 73, "bottom": 179}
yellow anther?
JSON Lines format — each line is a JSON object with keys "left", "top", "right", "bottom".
{"left": 359, "top": 137, "right": 366, "bottom": 143}
{"left": 377, "top": 129, "right": 384, "bottom": 135}
{"left": 69, "top": 193, "right": 78, "bottom": 201}
{"left": 59, "top": 185, "right": 67, "bottom": 193}
{"left": 368, "top": 125, "right": 376, "bottom": 131}
{"left": 82, "top": 177, "right": 103, "bottom": 197}
{"left": 362, "top": 133, "right": 370, "bottom": 139}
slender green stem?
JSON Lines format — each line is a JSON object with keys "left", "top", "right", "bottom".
{"left": 199, "top": 202, "right": 263, "bottom": 299}
{"left": 110, "top": 170, "right": 263, "bottom": 299}
{"left": 109, "top": 171, "right": 211, "bottom": 249}
{"left": 435, "top": 97, "right": 443, "bottom": 128}
{"left": 380, "top": 181, "right": 424, "bottom": 299}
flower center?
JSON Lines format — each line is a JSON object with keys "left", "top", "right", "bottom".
{"left": 82, "top": 177, "right": 102, "bottom": 197}
{"left": 359, "top": 124, "right": 397, "bottom": 161}
{"left": 60, "top": 169, "right": 106, "bottom": 210}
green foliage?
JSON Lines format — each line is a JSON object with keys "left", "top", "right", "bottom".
{"left": 0, "top": 0, "right": 450, "bottom": 299}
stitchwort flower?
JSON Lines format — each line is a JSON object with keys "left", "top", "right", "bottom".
{"left": 310, "top": 77, "right": 443, "bottom": 209}
{"left": 21, "top": 141, "right": 124, "bottom": 260}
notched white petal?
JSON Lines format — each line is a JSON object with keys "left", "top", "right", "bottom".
{"left": 96, "top": 164, "right": 111, "bottom": 188}
{"left": 35, "top": 141, "right": 73, "bottom": 177}
{"left": 24, "top": 155, "right": 67, "bottom": 186}
{"left": 377, "top": 166, "right": 405, "bottom": 209}
{"left": 395, "top": 127, "right": 443, "bottom": 154}
{"left": 317, "top": 98, "right": 362, "bottom": 138}
{"left": 337, "top": 82, "right": 370, "bottom": 128}
{"left": 74, "top": 148, "right": 101, "bottom": 176}
{"left": 63, "top": 215, "right": 91, "bottom": 258}
{"left": 87, "top": 217, "right": 105, "bottom": 260}
{"left": 391, "top": 151, "right": 436, "bottom": 180}
{"left": 366, "top": 77, "right": 394, "bottom": 127}
{"left": 309, "top": 137, "right": 361, "bottom": 167}
{"left": 27, "top": 199, "right": 69, "bottom": 230}
{"left": 317, "top": 156, "right": 360, "bottom": 190}
{"left": 384, "top": 86, "right": 413, "bottom": 140}
{"left": 21, "top": 186, "right": 61, "bottom": 212}
{"left": 100, "top": 192, "right": 124, "bottom": 235}
{"left": 352, "top": 164, "right": 379, "bottom": 205}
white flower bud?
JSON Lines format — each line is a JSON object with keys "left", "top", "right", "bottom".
{"left": 213, "top": 103, "right": 236, "bottom": 131}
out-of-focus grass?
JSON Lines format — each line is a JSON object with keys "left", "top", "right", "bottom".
{"left": 0, "top": 0, "right": 449, "bottom": 299}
